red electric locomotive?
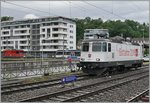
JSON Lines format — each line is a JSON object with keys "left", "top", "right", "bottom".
{"left": 2, "top": 49, "right": 25, "bottom": 58}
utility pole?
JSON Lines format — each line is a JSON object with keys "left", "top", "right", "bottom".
{"left": 141, "top": 29, "right": 144, "bottom": 57}
{"left": 63, "top": 35, "right": 64, "bottom": 58}
{"left": 0, "top": 0, "right": 1, "bottom": 65}
{"left": 42, "top": 45, "right": 43, "bottom": 62}
{"left": 28, "top": 38, "right": 29, "bottom": 58}
{"left": 34, "top": 47, "right": 36, "bottom": 61}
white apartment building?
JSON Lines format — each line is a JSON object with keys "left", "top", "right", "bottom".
{"left": 1, "top": 16, "right": 76, "bottom": 56}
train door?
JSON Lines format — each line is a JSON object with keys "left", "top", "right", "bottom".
{"left": 105, "top": 42, "right": 112, "bottom": 61}
{"left": 111, "top": 43, "right": 115, "bottom": 61}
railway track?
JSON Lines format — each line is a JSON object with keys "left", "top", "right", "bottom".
{"left": 19, "top": 68, "right": 149, "bottom": 102}
{"left": 2, "top": 65, "right": 148, "bottom": 95}
{"left": 1, "top": 74, "right": 88, "bottom": 94}
{"left": 127, "top": 89, "right": 149, "bottom": 102}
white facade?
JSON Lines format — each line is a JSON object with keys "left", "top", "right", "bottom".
{"left": 1, "top": 16, "right": 76, "bottom": 52}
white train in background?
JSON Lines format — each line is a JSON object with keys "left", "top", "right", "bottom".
{"left": 78, "top": 29, "right": 143, "bottom": 75}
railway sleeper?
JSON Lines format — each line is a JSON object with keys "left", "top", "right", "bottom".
{"left": 71, "top": 92, "right": 84, "bottom": 96}
{"left": 141, "top": 96, "right": 149, "bottom": 102}
{"left": 49, "top": 97, "right": 65, "bottom": 101}
{"left": 56, "top": 95, "right": 71, "bottom": 99}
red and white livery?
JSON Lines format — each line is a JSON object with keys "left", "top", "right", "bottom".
{"left": 79, "top": 29, "right": 143, "bottom": 75}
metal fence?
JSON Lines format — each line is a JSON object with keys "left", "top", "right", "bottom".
{"left": 1, "top": 60, "right": 81, "bottom": 79}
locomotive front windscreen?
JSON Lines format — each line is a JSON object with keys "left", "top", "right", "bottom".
{"left": 92, "top": 43, "right": 102, "bottom": 51}
{"left": 92, "top": 42, "right": 107, "bottom": 52}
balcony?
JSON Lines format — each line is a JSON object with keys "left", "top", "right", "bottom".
{"left": 51, "top": 24, "right": 68, "bottom": 29}
{"left": 52, "top": 30, "right": 68, "bottom": 34}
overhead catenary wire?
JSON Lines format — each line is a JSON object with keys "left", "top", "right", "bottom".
{"left": 82, "top": 1, "right": 127, "bottom": 20}
{"left": 1, "top": 6, "right": 43, "bottom": 17}
{"left": 63, "top": 1, "right": 105, "bottom": 19}
{"left": 2, "top": 1, "right": 59, "bottom": 17}
{"left": 63, "top": 1, "right": 88, "bottom": 18}
{"left": 132, "top": 1, "right": 144, "bottom": 10}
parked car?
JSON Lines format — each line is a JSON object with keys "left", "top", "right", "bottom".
{"left": 143, "top": 56, "right": 149, "bottom": 62}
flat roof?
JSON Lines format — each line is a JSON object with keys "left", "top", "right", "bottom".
{"left": 1, "top": 16, "right": 76, "bottom": 26}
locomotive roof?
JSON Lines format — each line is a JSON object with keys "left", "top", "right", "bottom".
{"left": 82, "top": 38, "right": 140, "bottom": 46}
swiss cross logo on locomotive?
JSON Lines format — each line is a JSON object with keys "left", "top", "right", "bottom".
{"left": 88, "top": 54, "right": 91, "bottom": 58}
{"left": 119, "top": 48, "right": 138, "bottom": 56}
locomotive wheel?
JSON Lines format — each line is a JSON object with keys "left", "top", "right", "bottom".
{"left": 117, "top": 65, "right": 125, "bottom": 72}
{"left": 99, "top": 67, "right": 109, "bottom": 76}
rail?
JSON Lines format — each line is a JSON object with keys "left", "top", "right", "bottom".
{"left": 127, "top": 89, "right": 149, "bottom": 102}
{"left": 19, "top": 69, "right": 149, "bottom": 102}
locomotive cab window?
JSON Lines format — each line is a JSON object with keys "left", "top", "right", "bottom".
{"left": 92, "top": 43, "right": 101, "bottom": 51}
{"left": 108, "top": 43, "right": 111, "bottom": 52}
{"left": 102, "top": 42, "right": 107, "bottom": 52}
{"left": 82, "top": 43, "right": 89, "bottom": 52}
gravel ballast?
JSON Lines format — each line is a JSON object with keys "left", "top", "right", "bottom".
{"left": 2, "top": 69, "right": 148, "bottom": 102}
{"left": 83, "top": 77, "right": 149, "bottom": 102}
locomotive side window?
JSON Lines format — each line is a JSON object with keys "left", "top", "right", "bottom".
{"left": 92, "top": 43, "right": 101, "bottom": 51}
{"left": 102, "top": 42, "right": 107, "bottom": 52}
{"left": 108, "top": 43, "right": 111, "bottom": 52}
{"left": 82, "top": 43, "right": 89, "bottom": 51}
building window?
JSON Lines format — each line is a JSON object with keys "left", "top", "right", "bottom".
{"left": 70, "top": 36, "right": 73, "bottom": 38}
{"left": 54, "top": 22, "right": 58, "bottom": 25}
{"left": 42, "top": 40, "right": 46, "bottom": 43}
{"left": 15, "top": 31, "right": 20, "bottom": 34}
{"left": 53, "top": 34, "right": 58, "bottom": 37}
{"left": 54, "top": 46, "right": 58, "bottom": 49}
{"left": 20, "top": 36, "right": 26, "bottom": 39}
{"left": 47, "top": 28, "right": 51, "bottom": 33}
{"left": 2, "top": 31, "right": 9, "bottom": 35}
{"left": 3, "top": 41, "right": 6, "bottom": 44}
{"left": 20, "top": 30, "right": 27, "bottom": 33}
{"left": 20, "top": 46, "right": 25, "bottom": 49}
{"left": 53, "top": 28, "right": 58, "bottom": 31}
{"left": 20, "top": 41, "right": 27, "bottom": 44}
{"left": 70, "top": 47, "right": 73, "bottom": 49}
{"left": 15, "top": 26, "right": 19, "bottom": 28}
{"left": 63, "top": 23, "right": 67, "bottom": 26}
{"left": 70, "top": 25, "right": 73, "bottom": 28}
{"left": 42, "top": 29, "right": 45, "bottom": 32}
{"left": 27, "top": 25, "right": 30, "bottom": 28}
{"left": 70, "top": 41, "right": 73, "bottom": 44}
{"left": 47, "top": 34, "right": 50, "bottom": 38}
{"left": 70, "top": 30, "right": 73, "bottom": 33}
{"left": 21, "top": 25, "right": 26, "bottom": 28}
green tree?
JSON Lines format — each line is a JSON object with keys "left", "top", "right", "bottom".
{"left": 1, "top": 16, "right": 13, "bottom": 21}
{"left": 75, "top": 17, "right": 149, "bottom": 44}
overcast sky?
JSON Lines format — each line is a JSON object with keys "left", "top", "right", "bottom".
{"left": 1, "top": 1, "right": 149, "bottom": 23}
